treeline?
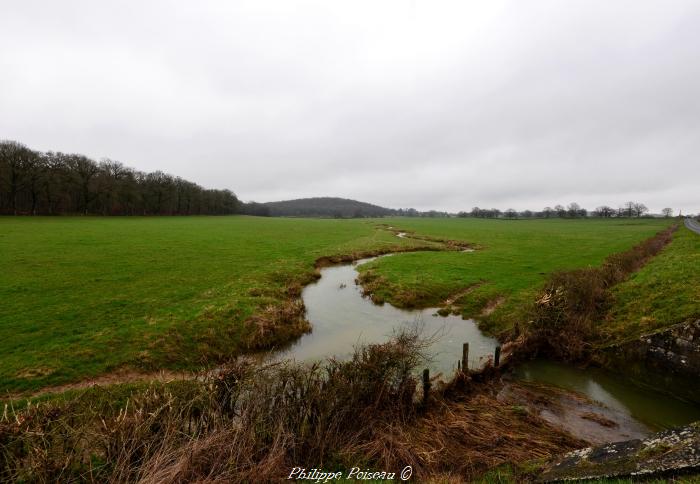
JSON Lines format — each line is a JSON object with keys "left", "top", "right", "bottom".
{"left": 0, "top": 140, "right": 239, "bottom": 216}
{"left": 394, "top": 208, "right": 451, "bottom": 218}
{"left": 459, "top": 202, "right": 675, "bottom": 219}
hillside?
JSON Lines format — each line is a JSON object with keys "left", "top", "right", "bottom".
{"left": 254, "top": 197, "right": 395, "bottom": 218}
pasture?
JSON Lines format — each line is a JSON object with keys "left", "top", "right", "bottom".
{"left": 0, "top": 216, "right": 675, "bottom": 393}
{"left": 360, "top": 217, "right": 673, "bottom": 334}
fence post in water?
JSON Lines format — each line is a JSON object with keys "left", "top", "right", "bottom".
{"left": 494, "top": 346, "right": 501, "bottom": 367}
{"left": 422, "top": 368, "right": 430, "bottom": 407}
{"left": 462, "top": 343, "right": 469, "bottom": 372}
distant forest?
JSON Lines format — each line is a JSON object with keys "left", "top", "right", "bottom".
{"left": 0, "top": 140, "right": 239, "bottom": 215}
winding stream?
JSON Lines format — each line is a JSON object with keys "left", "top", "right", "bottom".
{"left": 274, "top": 255, "right": 700, "bottom": 435}
{"left": 275, "top": 257, "right": 498, "bottom": 376}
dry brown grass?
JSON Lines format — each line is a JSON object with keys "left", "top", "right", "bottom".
{"left": 244, "top": 299, "right": 310, "bottom": 350}
{"left": 372, "top": 393, "right": 583, "bottom": 481}
{"left": 580, "top": 412, "right": 618, "bottom": 428}
{"left": 0, "top": 330, "right": 581, "bottom": 483}
{"left": 1, "top": 332, "right": 423, "bottom": 482}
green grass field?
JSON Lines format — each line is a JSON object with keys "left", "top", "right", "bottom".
{"left": 0, "top": 216, "right": 683, "bottom": 394}
{"left": 360, "top": 217, "right": 673, "bottom": 334}
{"left": 604, "top": 224, "right": 700, "bottom": 342}
{"left": 0, "top": 216, "right": 417, "bottom": 393}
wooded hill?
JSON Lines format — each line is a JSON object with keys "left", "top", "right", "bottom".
{"left": 242, "top": 197, "right": 395, "bottom": 218}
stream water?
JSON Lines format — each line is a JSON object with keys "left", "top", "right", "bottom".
{"left": 513, "top": 360, "right": 700, "bottom": 432}
{"left": 274, "top": 256, "right": 700, "bottom": 433}
{"left": 274, "top": 257, "right": 498, "bottom": 376}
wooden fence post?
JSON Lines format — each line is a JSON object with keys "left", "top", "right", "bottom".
{"left": 462, "top": 343, "right": 469, "bottom": 372}
{"left": 422, "top": 368, "right": 430, "bottom": 406}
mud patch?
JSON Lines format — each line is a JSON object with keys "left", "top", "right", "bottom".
{"left": 444, "top": 283, "right": 483, "bottom": 307}
{"left": 481, "top": 296, "right": 505, "bottom": 316}
{"left": 498, "top": 380, "right": 650, "bottom": 445}
{"left": 16, "top": 367, "right": 55, "bottom": 379}
{"left": 20, "top": 369, "right": 190, "bottom": 400}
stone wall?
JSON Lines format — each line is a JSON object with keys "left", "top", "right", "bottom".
{"left": 600, "top": 319, "right": 700, "bottom": 402}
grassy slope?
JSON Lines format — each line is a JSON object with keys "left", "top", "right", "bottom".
{"left": 0, "top": 216, "right": 416, "bottom": 393}
{"left": 603, "top": 224, "right": 700, "bottom": 342}
{"left": 359, "top": 218, "right": 672, "bottom": 335}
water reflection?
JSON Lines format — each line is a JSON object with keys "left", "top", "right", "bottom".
{"left": 514, "top": 360, "right": 700, "bottom": 431}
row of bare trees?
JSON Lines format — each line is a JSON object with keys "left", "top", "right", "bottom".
{"left": 460, "top": 202, "right": 673, "bottom": 219}
{"left": 0, "top": 140, "right": 239, "bottom": 215}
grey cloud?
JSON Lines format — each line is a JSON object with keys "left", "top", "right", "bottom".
{"left": 1, "top": 0, "right": 699, "bottom": 213}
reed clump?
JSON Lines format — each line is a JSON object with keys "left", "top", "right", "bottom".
{"left": 244, "top": 299, "right": 310, "bottom": 350}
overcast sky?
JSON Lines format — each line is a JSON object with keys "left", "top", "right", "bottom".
{"left": 2, "top": 1, "right": 699, "bottom": 213}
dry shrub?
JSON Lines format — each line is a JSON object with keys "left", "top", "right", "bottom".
{"left": 1, "top": 332, "right": 427, "bottom": 483}
{"left": 1, "top": 331, "right": 584, "bottom": 483}
{"left": 521, "top": 225, "right": 677, "bottom": 361}
{"left": 151, "top": 332, "right": 426, "bottom": 481}
{"left": 601, "top": 225, "right": 674, "bottom": 284}
{"left": 526, "top": 268, "right": 605, "bottom": 360}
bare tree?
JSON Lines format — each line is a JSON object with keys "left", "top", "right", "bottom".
{"left": 567, "top": 202, "right": 581, "bottom": 218}
{"left": 64, "top": 155, "right": 100, "bottom": 214}
{"left": 594, "top": 205, "right": 615, "bottom": 217}
{"left": 0, "top": 140, "right": 38, "bottom": 214}
{"left": 633, "top": 202, "right": 648, "bottom": 217}
{"left": 661, "top": 207, "right": 673, "bottom": 218}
